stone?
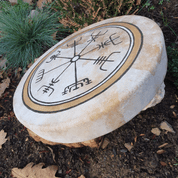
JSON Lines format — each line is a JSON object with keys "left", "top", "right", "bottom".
{"left": 13, "top": 15, "right": 167, "bottom": 145}
{"left": 29, "top": 10, "right": 39, "bottom": 18}
{"left": 78, "top": 175, "right": 85, "bottom": 178}
{"left": 160, "top": 121, "right": 175, "bottom": 133}
{"left": 120, "top": 149, "right": 127, "bottom": 153}
{"left": 151, "top": 128, "right": 161, "bottom": 136}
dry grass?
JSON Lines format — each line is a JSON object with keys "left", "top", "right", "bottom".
{"left": 50, "top": 0, "right": 140, "bottom": 31}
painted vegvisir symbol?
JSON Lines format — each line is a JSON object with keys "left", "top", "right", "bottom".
{"left": 23, "top": 22, "right": 143, "bottom": 113}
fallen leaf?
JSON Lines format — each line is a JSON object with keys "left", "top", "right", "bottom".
{"left": 0, "top": 77, "right": 10, "bottom": 97}
{"left": 11, "top": 162, "right": 59, "bottom": 178}
{"left": 158, "top": 143, "right": 168, "bottom": 148}
{"left": 160, "top": 161, "right": 167, "bottom": 166}
{"left": 0, "top": 130, "right": 7, "bottom": 149}
{"left": 157, "top": 149, "right": 165, "bottom": 154}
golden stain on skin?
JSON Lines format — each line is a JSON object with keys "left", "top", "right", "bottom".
{"left": 133, "top": 44, "right": 162, "bottom": 76}
{"left": 87, "top": 90, "right": 126, "bottom": 131}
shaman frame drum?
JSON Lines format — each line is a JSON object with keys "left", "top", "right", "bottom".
{"left": 13, "top": 15, "right": 167, "bottom": 143}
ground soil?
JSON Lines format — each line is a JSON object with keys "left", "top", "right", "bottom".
{"left": 0, "top": 1, "right": 178, "bottom": 178}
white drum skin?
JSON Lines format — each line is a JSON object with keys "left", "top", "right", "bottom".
{"left": 13, "top": 15, "right": 167, "bottom": 143}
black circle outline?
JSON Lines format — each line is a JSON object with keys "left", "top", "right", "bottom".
{"left": 28, "top": 26, "right": 133, "bottom": 105}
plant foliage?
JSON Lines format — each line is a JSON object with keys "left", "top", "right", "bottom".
{"left": 0, "top": 0, "right": 62, "bottom": 69}
{"left": 49, "top": 0, "right": 139, "bottom": 32}
{"left": 167, "top": 45, "right": 178, "bottom": 87}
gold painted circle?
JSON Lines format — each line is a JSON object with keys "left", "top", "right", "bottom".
{"left": 23, "top": 22, "right": 143, "bottom": 113}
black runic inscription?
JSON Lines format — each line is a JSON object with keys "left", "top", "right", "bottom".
{"left": 96, "top": 33, "right": 122, "bottom": 50}
{"left": 67, "top": 37, "right": 82, "bottom": 48}
{"left": 37, "top": 78, "right": 60, "bottom": 96}
{"left": 80, "top": 32, "right": 122, "bottom": 57}
{"left": 36, "top": 69, "right": 45, "bottom": 83}
{"left": 62, "top": 78, "right": 92, "bottom": 95}
{"left": 46, "top": 51, "right": 61, "bottom": 63}
{"left": 93, "top": 51, "right": 120, "bottom": 71}
{"left": 87, "top": 30, "right": 108, "bottom": 43}
{"left": 78, "top": 30, "right": 108, "bottom": 57}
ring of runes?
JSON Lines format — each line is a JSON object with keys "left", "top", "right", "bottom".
{"left": 13, "top": 15, "right": 167, "bottom": 143}
{"left": 22, "top": 22, "right": 142, "bottom": 113}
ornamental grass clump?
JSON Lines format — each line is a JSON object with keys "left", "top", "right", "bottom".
{"left": 0, "top": 0, "right": 61, "bottom": 69}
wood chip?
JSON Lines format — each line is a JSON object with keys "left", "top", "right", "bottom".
{"left": 47, "top": 146, "right": 56, "bottom": 163}
{"left": 134, "top": 136, "right": 137, "bottom": 143}
{"left": 170, "top": 105, "right": 175, "bottom": 109}
{"left": 173, "top": 111, "right": 177, "bottom": 118}
{"left": 101, "top": 138, "right": 110, "bottom": 149}
{"left": 139, "top": 134, "right": 145, "bottom": 136}
{"left": 158, "top": 143, "right": 168, "bottom": 148}
{"left": 157, "top": 149, "right": 165, "bottom": 154}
